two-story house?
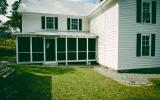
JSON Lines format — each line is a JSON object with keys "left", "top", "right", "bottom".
{"left": 14, "top": 0, "right": 160, "bottom": 71}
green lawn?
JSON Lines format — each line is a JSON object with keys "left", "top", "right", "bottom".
{"left": 0, "top": 65, "right": 159, "bottom": 100}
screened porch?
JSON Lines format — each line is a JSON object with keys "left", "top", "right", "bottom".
{"left": 14, "top": 31, "right": 97, "bottom": 65}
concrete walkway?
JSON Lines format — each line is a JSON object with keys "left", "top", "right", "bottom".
{"left": 95, "top": 67, "right": 160, "bottom": 86}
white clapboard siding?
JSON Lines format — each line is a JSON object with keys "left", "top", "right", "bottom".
{"left": 118, "top": 0, "right": 160, "bottom": 70}
{"left": 89, "top": 0, "right": 119, "bottom": 70}
{"left": 22, "top": 13, "right": 89, "bottom": 33}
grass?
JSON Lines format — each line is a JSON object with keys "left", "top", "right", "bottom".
{"left": 2, "top": 65, "right": 159, "bottom": 100}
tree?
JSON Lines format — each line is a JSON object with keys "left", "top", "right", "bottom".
{"left": 8, "top": 0, "right": 22, "bottom": 32}
{"left": 0, "top": 0, "right": 8, "bottom": 15}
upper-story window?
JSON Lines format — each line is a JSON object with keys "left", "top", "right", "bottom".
{"left": 46, "top": 17, "right": 55, "bottom": 29}
{"left": 67, "top": 18, "right": 82, "bottom": 31}
{"left": 41, "top": 16, "right": 58, "bottom": 30}
{"left": 71, "top": 19, "right": 78, "bottom": 30}
{"left": 142, "top": 2, "right": 151, "bottom": 23}
{"left": 136, "top": 0, "right": 156, "bottom": 24}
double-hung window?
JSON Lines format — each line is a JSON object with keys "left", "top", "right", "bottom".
{"left": 142, "top": 35, "right": 150, "bottom": 56}
{"left": 67, "top": 18, "right": 82, "bottom": 31}
{"left": 136, "top": 34, "right": 156, "bottom": 57}
{"left": 142, "top": 2, "right": 151, "bottom": 23}
{"left": 71, "top": 19, "right": 78, "bottom": 30}
{"left": 136, "top": 0, "right": 156, "bottom": 24}
{"left": 41, "top": 16, "right": 58, "bottom": 30}
{"left": 46, "top": 17, "right": 55, "bottom": 29}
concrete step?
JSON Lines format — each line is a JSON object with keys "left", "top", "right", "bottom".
{"left": 2, "top": 69, "right": 15, "bottom": 78}
{"left": 0, "top": 67, "right": 11, "bottom": 76}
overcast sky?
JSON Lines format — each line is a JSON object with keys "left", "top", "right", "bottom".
{"left": 6, "top": 0, "right": 97, "bottom": 16}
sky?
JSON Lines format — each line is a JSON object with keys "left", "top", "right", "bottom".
{"left": 6, "top": 0, "right": 98, "bottom": 16}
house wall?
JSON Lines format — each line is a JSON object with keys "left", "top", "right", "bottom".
{"left": 89, "top": 0, "right": 119, "bottom": 70}
{"left": 118, "top": 0, "right": 160, "bottom": 70}
{"left": 22, "top": 13, "right": 89, "bottom": 33}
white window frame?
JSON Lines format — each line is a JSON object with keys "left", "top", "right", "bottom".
{"left": 141, "top": 0, "right": 153, "bottom": 24}
{"left": 141, "top": 34, "right": 151, "bottom": 56}
{"left": 45, "top": 17, "right": 56, "bottom": 30}
{"left": 70, "top": 18, "right": 79, "bottom": 31}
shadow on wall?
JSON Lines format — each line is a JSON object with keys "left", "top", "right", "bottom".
{"left": 120, "top": 68, "right": 160, "bottom": 74}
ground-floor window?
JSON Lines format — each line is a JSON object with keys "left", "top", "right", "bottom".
{"left": 136, "top": 34, "right": 155, "bottom": 57}
{"left": 17, "top": 37, "right": 97, "bottom": 64}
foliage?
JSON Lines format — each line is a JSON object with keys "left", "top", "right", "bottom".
{"left": 0, "top": 0, "right": 8, "bottom": 15}
{"left": 6, "top": 0, "right": 22, "bottom": 32}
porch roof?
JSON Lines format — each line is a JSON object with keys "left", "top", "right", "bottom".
{"left": 12, "top": 31, "right": 98, "bottom": 38}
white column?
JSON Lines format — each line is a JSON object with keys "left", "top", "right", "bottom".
{"left": 16, "top": 37, "right": 19, "bottom": 64}
{"left": 30, "top": 37, "right": 32, "bottom": 63}
{"left": 76, "top": 38, "right": 78, "bottom": 61}
{"left": 66, "top": 37, "right": 68, "bottom": 65}
{"left": 55, "top": 37, "right": 57, "bottom": 62}
{"left": 86, "top": 38, "right": 89, "bottom": 65}
{"left": 43, "top": 37, "right": 46, "bottom": 63}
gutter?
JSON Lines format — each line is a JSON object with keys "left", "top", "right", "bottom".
{"left": 87, "top": 0, "right": 112, "bottom": 17}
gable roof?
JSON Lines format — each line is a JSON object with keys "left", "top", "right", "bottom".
{"left": 18, "top": 0, "right": 97, "bottom": 16}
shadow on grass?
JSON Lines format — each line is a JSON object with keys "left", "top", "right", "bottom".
{"left": 9, "top": 65, "right": 76, "bottom": 76}
{"left": 0, "top": 71, "right": 52, "bottom": 100}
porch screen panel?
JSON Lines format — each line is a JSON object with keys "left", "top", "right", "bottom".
{"left": 57, "top": 38, "right": 66, "bottom": 60}
{"left": 78, "top": 38, "right": 87, "bottom": 60}
{"left": 18, "top": 37, "right": 30, "bottom": 62}
{"left": 67, "top": 38, "right": 76, "bottom": 60}
{"left": 88, "top": 38, "right": 96, "bottom": 60}
{"left": 32, "top": 37, "right": 44, "bottom": 61}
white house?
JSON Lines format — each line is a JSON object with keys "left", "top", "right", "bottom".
{"left": 13, "top": 0, "right": 160, "bottom": 71}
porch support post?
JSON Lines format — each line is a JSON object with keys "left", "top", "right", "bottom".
{"left": 43, "top": 37, "right": 46, "bottom": 63}
{"left": 30, "top": 37, "right": 32, "bottom": 63}
{"left": 16, "top": 37, "right": 19, "bottom": 64}
{"left": 76, "top": 38, "right": 78, "bottom": 61}
{"left": 66, "top": 37, "right": 68, "bottom": 65}
{"left": 86, "top": 38, "right": 89, "bottom": 65}
{"left": 55, "top": 37, "right": 57, "bottom": 62}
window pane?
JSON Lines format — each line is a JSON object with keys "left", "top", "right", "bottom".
{"left": 68, "top": 52, "right": 76, "bottom": 60}
{"left": 67, "top": 38, "right": 76, "bottom": 51}
{"left": 18, "top": 37, "right": 30, "bottom": 52}
{"left": 78, "top": 52, "right": 87, "bottom": 60}
{"left": 71, "top": 19, "right": 78, "bottom": 30}
{"left": 57, "top": 38, "right": 66, "bottom": 52}
{"left": 88, "top": 38, "right": 96, "bottom": 51}
{"left": 46, "top": 17, "right": 54, "bottom": 29}
{"left": 88, "top": 52, "right": 96, "bottom": 59}
{"left": 143, "top": 2, "right": 150, "bottom": 23}
{"left": 78, "top": 38, "right": 87, "bottom": 51}
{"left": 32, "top": 37, "right": 43, "bottom": 52}
{"left": 57, "top": 53, "right": 66, "bottom": 60}
{"left": 32, "top": 53, "right": 44, "bottom": 61}
{"left": 18, "top": 53, "right": 30, "bottom": 62}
